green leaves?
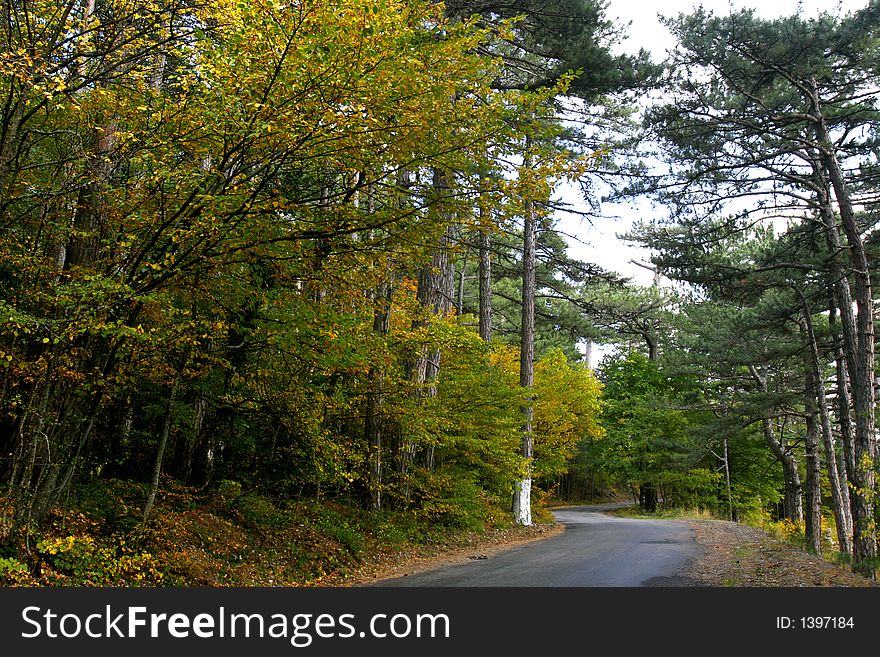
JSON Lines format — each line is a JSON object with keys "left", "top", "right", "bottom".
{"left": 0, "top": 0, "right": 617, "bottom": 536}
{"left": 594, "top": 352, "right": 694, "bottom": 497}
{"left": 533, "top": 348, "right": 603, "bottom": 481}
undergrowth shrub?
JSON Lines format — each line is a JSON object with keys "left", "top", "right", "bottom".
{"left": 416, "top": 470, "right": 500, "bottom": 531}
{"left": 37, "top": 534, "right": 165, "bottom": 586}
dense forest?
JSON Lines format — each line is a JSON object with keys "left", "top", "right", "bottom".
{"left": 1, "top": 0, "right": 878, "bottom": 585}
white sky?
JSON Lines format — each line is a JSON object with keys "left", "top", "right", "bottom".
{"left": 561, "top": 0, "right": 871, "bottom": 360}
{"left": 606, "top": 0, "right": 865, "bottom": 57}
{"left": 561, "top": 0, "right": 871, "bottom": 286}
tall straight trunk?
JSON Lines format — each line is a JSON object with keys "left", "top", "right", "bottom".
{"left": 419, "top": 170, "right": 456, "bottom": 472}
{"left": 583, "top": 340, "right": 593, "bottom": 367}
{"left": 393, "top": 166, "right": 416, "bottom": 503}
{"left": 420, "top": 227, "right": 455, "bottom": 473}
{"left": 66, "top": 130, "right": 116, "bottom": 269}
{"left": 829, "top": 300, "right": 856, "bottom": 485}
{"left": 808, "top": 86, "right": 876, "bottom": 574}
{"left": 513, "top": 145, "right": 535, "bottom": 526}
{"left": 361, "top": 186, "right": 390, "bottom": 511}
{"left": 799, "top": 319, "right": 823, "bottom": 554}
{"left": 399, "top": 168, "right": 455, "bottom": 501}
{"left": 456, "top": 253, "right": 467, "bottom": 315}
{"left": 820, "top": 183, "right": 858, "bottom": 556}
{"left": 0, "top": 77, "right": 24, "bottom": 189}
{"left": 478, "top": 176, "right": 492, "bottom": 342}
{"left": 801, "top": 308, "right": 852, "bottom": 555}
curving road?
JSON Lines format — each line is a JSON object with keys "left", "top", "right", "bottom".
{"left": 371, "top": 504, "right": 705, "bottom": 587}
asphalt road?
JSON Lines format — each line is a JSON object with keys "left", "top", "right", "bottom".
{"left": 371, "top": 504, "right": 704, "bottom": 587}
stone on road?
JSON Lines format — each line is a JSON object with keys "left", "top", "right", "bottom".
{"left": 372, "top": 504, "right": 704, "bottom": 587}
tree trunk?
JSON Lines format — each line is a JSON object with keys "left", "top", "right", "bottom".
{"left": 808, "top": 86, "right": 876, "bottom": 574}
{"left": 778, "top": 443, "right": 804, "bottom": 524}
{"left": 800, "top": 319, "right": 823, "bottom": 555}
{"left": 513, "top": 151, "right": 536, "bottom": 526}
{"left": 66, "top": 137, "right": 116, "bottom": 268}
{"left": 829, "top": 300, "right": 856, "bottom": 488}
{"left": 801, "top": 309, "right": 852, "bottom": 555}
{"left": 68, "top": 0, "right": 115, "bottom": 272}
{"left": 399, "top": 168, "right": 456, "bottom": 502}
{"left": 644, "top": 332, "right": 658, "bottom": 362}
{"left": 456, "top": 253, "right": 467, "bottom": 315}
{"left": 639, "top": 482, "right": 657, "bottom": 513}
{"left": 478, "top": 176, "right": 492, "bottom": 342}
{"left": 143, "top": 377, "right": 180, "bottom": 524}
{"left": 419, "top": 172, "right": 456, "bottom": 473}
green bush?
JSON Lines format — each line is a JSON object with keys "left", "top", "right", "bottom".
{"left": 37, "top": 534, "right": 165, "bottom": 586}
{"left": 417, "top": 471, "right": 498, "bottom": 531}
{"left": 311, "top": 506, "right": 366, "bottom": 557}
{"left": 0, "top": 556, "right": 26, "bottom": 572}
{"left": 657, "top": 468, "right": 722, "bottom": 511}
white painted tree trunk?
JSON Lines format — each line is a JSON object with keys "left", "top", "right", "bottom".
{"left": 514, "top": 141, "right": 535, "bottom": 527}
{"left": 513, "top": 478, "right": 532, "bottom": 526}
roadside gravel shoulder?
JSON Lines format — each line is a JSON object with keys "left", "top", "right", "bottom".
{"left": 682, "top": 518, "right": 878, "bottom": 587}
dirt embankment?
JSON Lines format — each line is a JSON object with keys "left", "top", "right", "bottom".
{"left": 681, "top": 519, "right": 878, "bottom": 587}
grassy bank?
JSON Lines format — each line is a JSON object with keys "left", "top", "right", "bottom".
{"left": 0, "top": 478, "right": 552, "bottom": 587}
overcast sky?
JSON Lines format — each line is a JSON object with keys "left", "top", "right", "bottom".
{"left": 559, "top": 0, "right": 871, "bottom": 361}
{"left": 561, "top": 0, "right": 872, "bottom": 288}
{"left": 607, "top": 0, "right": 867, "bottom": 57}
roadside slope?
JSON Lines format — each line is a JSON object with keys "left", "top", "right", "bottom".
{"left": 682, "top": 518, "right": 878, "bottom": 587}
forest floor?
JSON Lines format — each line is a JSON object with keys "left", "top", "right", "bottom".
{"left": 3, "top": 482, "right": 876, "bottom": 587}
{"left": 337, "top": 510, "right": 879, "bottom": 587}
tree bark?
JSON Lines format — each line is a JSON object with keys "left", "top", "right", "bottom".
{"left": 478, "top": 175, "right": 493, "bottom": 342}
{"left": 808, "top": 83, "right": 876, "bottom": 575}
{"left": 775, "top": 431, "right": 804, "bottom": 524}
{"left": 399, "top": 168, "right": 456, "bottom": 502}
{"left": 643, "top": 331, "right": 658, "bottom": 362}
{"left": 801, "top": 309, "right": 852, "bottom": 555}
{"left": 828, "top": 299, "right": 856, "bottom": 486}
{"left": 639, "top": 482, "right": 657, "bottom": 513}
{"left": 143, "top": 377, "right": 180, "bottom": 524}
{"left": 513, "top": 149, "right": 535, "bottom": 526}
{"left": 800, "top": 319, "right": 823, "bottom": 555}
